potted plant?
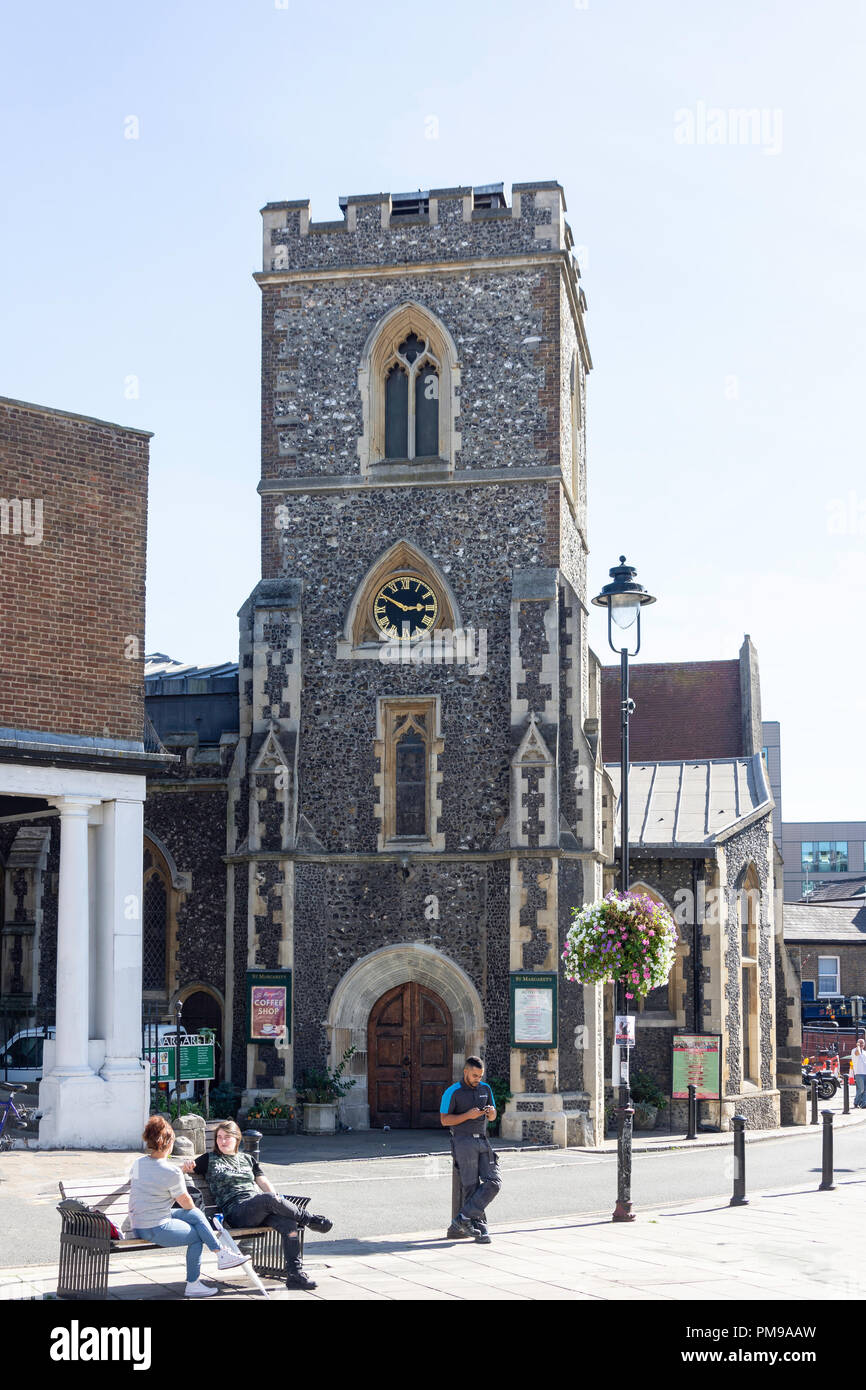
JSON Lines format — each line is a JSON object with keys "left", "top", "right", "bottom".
{"left": 246, "top": 1095, "right": 295, "bottom": 1135}
{"left": 629, "top": 1070, "right": 668, "bottom": 1130}
{"left": 299, "top": 1046, "right": 357, "bottom": 1134}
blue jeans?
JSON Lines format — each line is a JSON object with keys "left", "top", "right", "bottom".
{"left": 134, "top": 1209, "right": 221, "bottom": 1282}
{"left": 854, "top": 1075, "right": 866, "bottom": 1108}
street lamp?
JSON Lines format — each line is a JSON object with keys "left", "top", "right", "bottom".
{"left": 592, "top": 556, "right": 656, "bottom": 1222}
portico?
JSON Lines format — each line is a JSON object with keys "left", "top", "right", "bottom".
{"left": 0, "top": 758, "right": 149, "bottom": 1149}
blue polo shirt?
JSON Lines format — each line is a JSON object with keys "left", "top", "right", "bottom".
{"left": 440, "top": 1079, "right": 494, "bottom": 1139}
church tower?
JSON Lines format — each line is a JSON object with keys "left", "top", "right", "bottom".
{"left": 227, "top": 181, "right": 609, "bottom": 1144}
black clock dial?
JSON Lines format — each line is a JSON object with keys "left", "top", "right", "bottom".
{"left": 373, "top": 575, "right": 438, "bottom": 640}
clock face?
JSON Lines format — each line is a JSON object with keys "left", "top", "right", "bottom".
{"left": 373, "top": 575, "right": 438, "bottom": 640}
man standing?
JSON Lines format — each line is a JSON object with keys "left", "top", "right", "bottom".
{"left": 850, "top": 1036, "right": 866, "bottom": 1108}
{"left": 440, "top": 1056, "right": 501, "bottom": 1244}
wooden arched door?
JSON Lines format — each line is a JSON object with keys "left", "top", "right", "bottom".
{"left": 368, "top": 982, "right": 452, "bottom": 1129}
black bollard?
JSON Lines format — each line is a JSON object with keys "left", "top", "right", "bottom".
{"left": 810, "top": 1076, "right": 819, "bottom": 1125}
{"left": 242, "top": 1129, "right": 262, "bottom": 1164}
{"left": 686, "top": 1083, "right": 697, "bottom": 1141}
{"left": 730, "top": 1114, "right": 748, "bottom": 1206}
{"left": 819, "top": 1110, "right": 835, "bottom": 1191}
{"left": 843, "top": 1063, "right": 850, "bottom": 1116}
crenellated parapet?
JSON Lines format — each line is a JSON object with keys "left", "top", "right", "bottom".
{"left": 258, "top": 182, "right": 581, "bottom": 276}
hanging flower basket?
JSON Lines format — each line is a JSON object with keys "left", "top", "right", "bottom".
{"left": 562, "top": 891, "right": 678, "bottom": 999}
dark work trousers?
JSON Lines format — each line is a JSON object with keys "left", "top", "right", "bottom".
{"left": 452, "top": 1136, "right": 502, "bottom": 1220}
{"left": 224, "top": 1193, "right": 303, "bottom": 1268}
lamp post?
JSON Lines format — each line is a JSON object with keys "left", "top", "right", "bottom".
{"left": 592, "top": 556, "right": 655, "bottom": 1223}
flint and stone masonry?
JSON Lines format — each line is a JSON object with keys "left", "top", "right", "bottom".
{"left": 223, "top": 182, "right": 606, "bottom": 1143}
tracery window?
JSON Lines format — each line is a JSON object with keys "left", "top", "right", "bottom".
{"left": 358, "top": 302, "right": 459, "bottom": 475}
{"left": 384, "top": 333, "right": 440, "bottom": 460}
{"left": 374, "top": 698, "right": 445, "bottom": 851}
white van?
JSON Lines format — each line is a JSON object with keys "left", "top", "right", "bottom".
{"left": 0, "top": 1026, "right": 56, "bottom": 1088}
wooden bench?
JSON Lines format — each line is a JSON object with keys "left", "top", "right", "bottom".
{"left": 56, "top": 1164, "right": 310, "bottom": 1300}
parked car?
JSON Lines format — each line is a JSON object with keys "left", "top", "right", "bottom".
{"left": 0, "top": 1026, "right": 56, "bottom": 1087}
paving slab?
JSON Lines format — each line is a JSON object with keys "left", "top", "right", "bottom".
{"left": 2, "top": 1176, "right": 864, "bottom": 1301}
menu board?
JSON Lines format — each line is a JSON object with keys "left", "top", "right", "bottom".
{"left": 246, "top": 970, "right": 292, "bottom": 1044}
{"left": 672, "top": 1034, "right": 721, "bottom": 1099}
{"left": 510, "top": 973, "right": 557, "bottom": 1048}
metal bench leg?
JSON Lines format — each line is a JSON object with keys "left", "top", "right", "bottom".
{"left": 58, "top": 1217, "right": 111, "bottom": 1300}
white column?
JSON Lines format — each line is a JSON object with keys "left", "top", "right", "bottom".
{"left": 52, "top": 796, "right": 100, "bottom": 1075}
{"left": 97, "top": 798, "right": 145, "bottom": 1074}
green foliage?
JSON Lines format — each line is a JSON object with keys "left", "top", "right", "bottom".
{"left": 629, "top": 1070, "right": 668, "bottom": 1110}
{"left": 208, "top": 1082, "right": 241, "bottom": 1119}
{"left": 299, "top": 1045, "right": 358, "bottom": 1103}
{"left": 486, "top": 1076, "right": 512, "bottom": 1134}
{"left": 147, "top": 1088, "right": 205, "bottom": 1120}
{"left": 170, "top": 1100, "right": 206, "bottom": 1120}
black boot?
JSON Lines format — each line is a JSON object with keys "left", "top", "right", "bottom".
{"left": 301, "top": 1212, "right": 333, "bottom": 1234}
{"left": 285, "top": 1264, "right": 317, "bottom": 1291}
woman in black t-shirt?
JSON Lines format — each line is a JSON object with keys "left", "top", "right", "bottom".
{"left": 183, "top": 1121, "right": 333, "bottom": 1292}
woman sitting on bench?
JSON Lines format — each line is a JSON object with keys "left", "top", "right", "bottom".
{"left": 130, "top": 1115, "right": 251, "bottom": 1299}
{"left": 183, "top": 1121, "right": 332, "bottom": 1292}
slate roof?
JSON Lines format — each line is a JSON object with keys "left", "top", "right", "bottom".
{"left": 802, "top": 877, "right": 866, "bottom": 904}
{"left": 783, "top": 903, "right": 866, "bottom": 942}
{"left": 604, "top": 753, "right": 772, "bottom": 849}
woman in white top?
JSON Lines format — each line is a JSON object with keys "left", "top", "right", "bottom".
{"left": 850, "top": 1036, "right": 866, "bottom": 1109}
{"left": 129, "top": 1114, "right": 250, "bottom": 1298}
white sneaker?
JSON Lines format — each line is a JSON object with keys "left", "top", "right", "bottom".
{"left": 217, "top": 1249, "right": 252, "bottom": 1271}
{"left": 185, "top": 1279, "right": 219, "bottom": 1298}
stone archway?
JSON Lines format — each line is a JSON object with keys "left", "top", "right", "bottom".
{"left": 325, "top": 944, "right": 486, "bottom": 1130}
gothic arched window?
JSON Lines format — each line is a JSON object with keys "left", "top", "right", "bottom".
{"left": 384, "top": 333, "right": 440, "bottom": 460}
{"left": 358, "top": 302, "right": 459, "bottom": 476}
{"left": 143, "top": 870, "right": 168, "bottom": 993}
{"left": 395, "top": 721, "right": 427, "bottom": 836}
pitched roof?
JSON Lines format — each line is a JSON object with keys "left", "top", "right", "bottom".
{"left": 783, "top": 903, "right": 866, "bottom": 942}
{"left": 601, "top": 660, "right": 742, "bottom": 764}
{"left": 803, "top": 877, "right": 866, "bottom": 904}
{"left": 604, "top": 753, "right": 771, "bottom": 849}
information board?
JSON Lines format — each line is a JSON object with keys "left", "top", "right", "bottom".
{"left": 144, "top": 1035, "right": 215, "bottom": 1083}
{"left": 510, "top": 973, "right": 557, "bottom": 1048}
{"left": 672, "top": 1033, "right": 721, "bottom": 1100}
{"left": 246, "top": 969, "right": 292, "bottom": 1045}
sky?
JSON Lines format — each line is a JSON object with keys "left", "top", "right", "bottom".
{"left": 1, "top": 0, "right": 864, "bottom": 820}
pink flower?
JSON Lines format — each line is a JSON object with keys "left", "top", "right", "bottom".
{"left": 625, "top": 992, "right": 633, "bottom": 999}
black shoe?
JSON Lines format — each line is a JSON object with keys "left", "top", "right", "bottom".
{"left": 446, "top": 1221, "right": 472, "bottom": 1240}
{"left": 470, "top": 1220, "right": 491, "bottom": 1244}
{"left": 285, "top": 1267, "right": 317, "bottom": 1291}
{"left": 303, "top": 1213, "right": 333, "bottom": 1234}
{"left": 449, "top": 1215, "right": 476, "bottom": 1239}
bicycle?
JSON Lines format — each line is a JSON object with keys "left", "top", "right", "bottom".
{"left": 0, "top": 1081, "right": 40, "bottom": 1151}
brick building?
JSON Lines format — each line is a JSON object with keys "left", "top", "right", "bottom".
{"left": 0, "top": 397, "right": 170, "bottom": 1146}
